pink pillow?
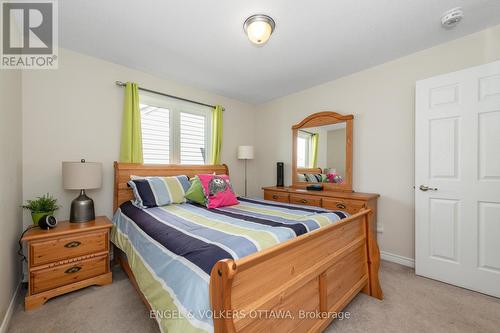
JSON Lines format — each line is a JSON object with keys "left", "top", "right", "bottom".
{"left": 326, "top": 172, "right": 344, "bottom": 184}
{"left": 197, "top": 174, "right": 239, "bottom": 209}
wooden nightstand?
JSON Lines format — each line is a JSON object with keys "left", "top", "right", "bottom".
{"left": 22, "top": 216, "right": 113, "bottom": 310}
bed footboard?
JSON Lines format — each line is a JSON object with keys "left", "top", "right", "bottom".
{"left": 209, "top": 209, "right": 381, "bottom": 333}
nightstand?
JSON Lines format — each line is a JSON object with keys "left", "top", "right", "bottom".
{"left": 22, "top": 216, "right": 113, "bottom": 310}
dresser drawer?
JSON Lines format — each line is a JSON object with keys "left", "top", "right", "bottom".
{"left": 289, "top": 194, "right": 322, "bottom": 207}
{"left": 322, "top": 198, "right": 365, "bottom": 214}
{"left": 31, "top": 254, "right": 108, "bottom": 294}
{"left": 30, "top": 231, "right": 108, "bottom": 267}
{"left": 264, "top": 190, "right": 290, "bottom": 203}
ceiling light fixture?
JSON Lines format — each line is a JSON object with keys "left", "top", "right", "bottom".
{"left": 243, "top": 14, "right": 275, "bottom": 45}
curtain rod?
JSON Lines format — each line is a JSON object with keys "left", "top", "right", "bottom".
{"left": 299, "top": 129, "right": 315, "bottom": 135}
{"left": 115, "top": 81, "right": 224, "bottom": 111}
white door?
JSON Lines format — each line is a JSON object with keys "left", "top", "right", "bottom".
{"left": 415, "top": 60, "right": 500, "bottom": 297}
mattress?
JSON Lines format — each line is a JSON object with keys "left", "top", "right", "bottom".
{"left": 111, "top": 198, "right": 348, "bottom": 333}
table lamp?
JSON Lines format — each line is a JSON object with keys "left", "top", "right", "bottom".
{"left": 237, "top": 146, "right": 254, "bottom": 197}
{"left": 62, "top": 159, "right": 102, "bottom": 223}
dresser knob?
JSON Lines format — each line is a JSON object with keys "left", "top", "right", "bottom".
{"left": 65, "top": 266, "right": 81, "bottom": 274}
{"left": 300, "top": 199, "right": 308, "bottom": 204}
{"left": 336, "top": 203, "right": 346, "bottom": 209}
{"left": 64, "top": 241, "right": 81, "bottom": 248}
{"left": 272, "top": 195, "right": 278, "bottom": 199}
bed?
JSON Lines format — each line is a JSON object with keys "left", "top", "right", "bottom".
{"left": 112, "top": 162, "right": 382, "bottom": 333}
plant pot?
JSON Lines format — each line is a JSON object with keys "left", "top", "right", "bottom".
{"left": 31, "top": 211, "right": 54, "bottom": 226}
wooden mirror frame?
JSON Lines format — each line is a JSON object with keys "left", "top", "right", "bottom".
{"left": 292, "top": 111, "right": 353, "bottom": 192}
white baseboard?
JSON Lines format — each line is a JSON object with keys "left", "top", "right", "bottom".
{"left": 0, "top": 282, "right": 21, "bottom": 333}
{"left": 380, "top": 250, "right": 415, "bottom": 268}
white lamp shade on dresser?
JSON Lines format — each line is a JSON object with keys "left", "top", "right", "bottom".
{"left": 237, "top": 146, "right": 254, "bottom": 160}
{"left": 62, "top": 161, "right": 102, "bottom": 190}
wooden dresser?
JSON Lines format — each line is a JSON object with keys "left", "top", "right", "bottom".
{"left": 22, "top": 216, "right": 113, "bottom": 310}
{"left": 263, "top": 186, "right": 378, "bottom": 214}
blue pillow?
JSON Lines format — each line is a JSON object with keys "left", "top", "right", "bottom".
{"left": 128, "top": 175, "right": 190, "bottom": 208}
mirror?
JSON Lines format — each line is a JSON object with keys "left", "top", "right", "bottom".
{"left": 297, "top": 123, "right": 346, "bottom": 180}
{"left": 292, "top": 112, "right": 353, "bottom": 192}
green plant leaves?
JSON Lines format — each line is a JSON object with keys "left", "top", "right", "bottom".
{"left": 22, "top": 193, "right": 60, "bottom": 213}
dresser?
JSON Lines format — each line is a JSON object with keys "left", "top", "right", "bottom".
{"left": 22, "top": 216, "right": 113, "bottom": 310}
{"left": 263, "top": 186, "right": 378, "bottom": 213}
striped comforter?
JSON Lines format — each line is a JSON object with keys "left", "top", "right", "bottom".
{"left": 111, "top": 198, "right": 348, "bottom": 333}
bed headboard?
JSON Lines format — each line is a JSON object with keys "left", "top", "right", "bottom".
{"left": 296, "top": 167, "right": 323, "bottom": 174}
{"left": 113, "top": 162, "right": 229, "bottom": 211}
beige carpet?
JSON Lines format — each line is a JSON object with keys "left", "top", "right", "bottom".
{"left": 8, "top": 261, "right": 500, "bottom": 333}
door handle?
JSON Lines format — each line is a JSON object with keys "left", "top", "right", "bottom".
{"left": 419, "top": 185, "right": 438, "bottom": 191}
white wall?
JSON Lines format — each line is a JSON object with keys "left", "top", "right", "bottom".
{"left": 22, "top": 48, "right": 257, "bottom": 225}
{"left": 326, "top": 128, "right": 346, "bottom": 177}
{"left": 0, "top": 69, "right": 22, "bottom": 326}
{"left": 254, "top": 24, "right": 500, "bottom": 260}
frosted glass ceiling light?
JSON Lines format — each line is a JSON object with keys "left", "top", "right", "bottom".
{"left": 243, "top": 14, "right": 275, "bottom": 45}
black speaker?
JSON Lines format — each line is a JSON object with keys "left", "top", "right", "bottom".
{"left": 277, "top": 162, "right": 284, "bottom": 187}
{"left": 38, "top": 215, "right": 58, "bottom": 230}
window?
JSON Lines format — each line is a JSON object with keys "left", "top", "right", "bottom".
{"left": 297, "top": 131, "right": 311, "bottom": 168}
{"left": 140, "top": 104, "right": 170, "bottom": 164}
{"left": 140, "top": 93, "right": 211, "bottom": 164}
{"left": 180, "top": 112, "right": 206, "bottom": 164}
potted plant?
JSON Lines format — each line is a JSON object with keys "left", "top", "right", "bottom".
{"left": 22, "top": 193, "right": 61, "bottom": 226}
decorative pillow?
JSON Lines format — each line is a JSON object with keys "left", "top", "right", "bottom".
{"left": 326, "top": 172, "right": 344, "bottom": 184}
{"left": 184, "top": 176, "right": 207, "bottom": 205}
{"left": 128, "top": 175, "right": 191, "bottom": 208}
{"left": 304, "top": 173, "right": 325, "bottom": 183}
{"left": 197, "top": 174, "right": 239, "bottom": 209}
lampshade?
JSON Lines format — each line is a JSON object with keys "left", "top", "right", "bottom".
{"left": 237, "top": 146, "right": 254, "bottom": 160}
{"left": 62, "top": 160, "right": 102, "bottom": 190}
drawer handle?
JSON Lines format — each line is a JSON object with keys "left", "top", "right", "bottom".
{"left": 65, "top": 266, "right": 82, "bottom": 274}
{"left": 300, "top": 199, "right": 308, "bottom": 204}
{"left": 336, "top": 203, "right": 346, "bottom": 209}
{"left": 64, "top": 241, "right": 81, "bottom": 248}
{"left": 272, "top": 195, "right": 279, "bottom": 199}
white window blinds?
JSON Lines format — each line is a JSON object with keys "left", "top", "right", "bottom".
{"left": 180, "top": 112, "right": 206, "bottom": 165}
{"left": 139, "top": 94, "right": 211, "bottom": 165}
{"left": 140, "top": 104, "right": 170, "bottom": 164}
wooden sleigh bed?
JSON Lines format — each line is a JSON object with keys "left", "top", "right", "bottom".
{"left": 113, "top": 162, "right": 382, "bottom": 333}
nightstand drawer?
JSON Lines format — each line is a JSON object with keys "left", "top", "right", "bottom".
{"left": 264, "top": 190, "right": 290, "bottom": 203}
{"left": 289, "top": 194, "right": 321, "bottom": 207}
{"left": 31, "top": 254, "right": 108, "bottom": 294}
{"left": 30, "top": 231, "right": 108, "bottom": 266}
{"left": 322, "top": 198, "right": 365, "bottom": 214}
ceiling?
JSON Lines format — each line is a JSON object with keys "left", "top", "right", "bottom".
{"left": 59, "top": 0, "right": 500, "bottom": 104}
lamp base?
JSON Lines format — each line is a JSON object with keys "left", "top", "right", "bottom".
{"left": 70, "top": 189, "right": 95, "bottom": 223}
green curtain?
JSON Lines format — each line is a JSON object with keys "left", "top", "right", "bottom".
{"left": 210, "top": 105, "right": 223, "bottom": 164}
{"left": 119, "top": 82, "right": 143, "bottom": 163}
{"left": 310, "top": 133, "right": 319, "bottom": 168}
